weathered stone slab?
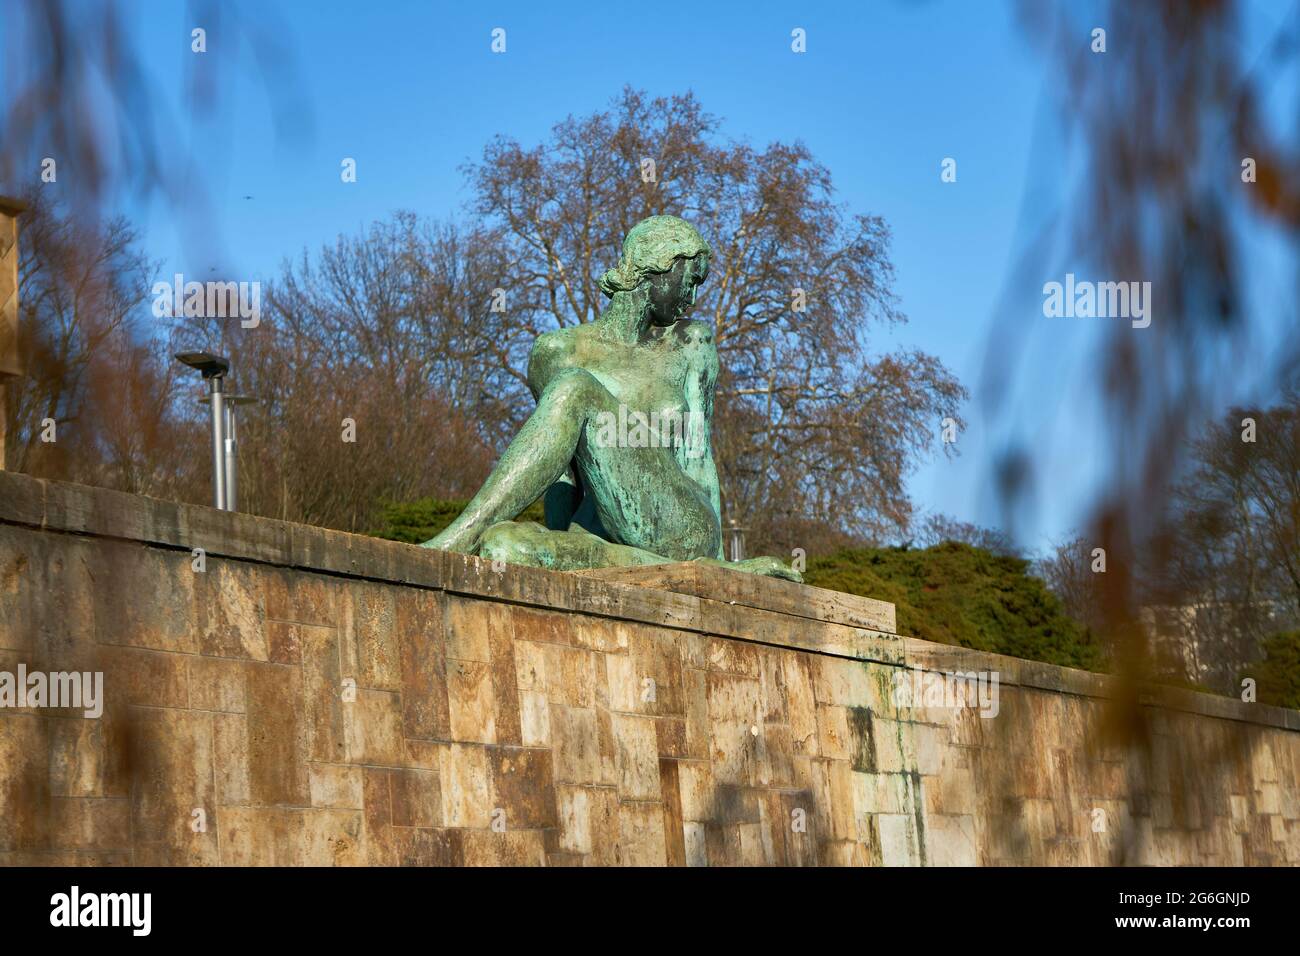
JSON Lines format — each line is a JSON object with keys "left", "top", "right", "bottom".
{"left": 582, "top": 561, "right": 896, "bottom": 633}
{"left": 0, "top": 470, "right": 43, "bottom": 528}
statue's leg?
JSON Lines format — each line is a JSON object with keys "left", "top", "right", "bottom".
{"left": 572, "top": 428, "right": 720, "bottom": 562}
{"left": 425, "top": 366, "right": 721, "bottom": 560}
{"left": 477, "top": 521, "right": 674, "bottom": 571}
{"left": 423, "top": 369, "right": 642, "bottom": 554}
{"left": 478, "top": 522, "right": 802, "bottom": 582}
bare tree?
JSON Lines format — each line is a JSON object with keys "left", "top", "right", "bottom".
{"left": 1036, "top": 536, "right": 1109, "bottom": 641}
{"left": 3, "top": 192, "right": 193, "bottom": 496}
{"left": 1153, "top": 398, "right": 1300, "bottom": 688}
{"left": 1038, "top": 391, "right": 1300, "bottom": 694}
{"left": 918, "top": 513, "right": 1020, "bottom": 556}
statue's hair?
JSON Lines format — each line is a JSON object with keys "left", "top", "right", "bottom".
{"left": 597, "top": 215, "right": 711, "bottom": 297}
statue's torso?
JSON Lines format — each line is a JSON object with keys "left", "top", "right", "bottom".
{"left": 528, "top": 318, "right": 718, "bottom": 426}
{"left": 525, "top": 316, "right": 720, "bottom": 552}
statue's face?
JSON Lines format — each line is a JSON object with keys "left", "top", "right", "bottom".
{"left": 646, "top": 254, "right": 708, "bottom": 326}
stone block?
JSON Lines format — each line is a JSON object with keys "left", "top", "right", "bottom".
{"left": 309, "top": 763, "right": 363, "bottom": 809}
{"left": 489, "top": 746, "right": 556, "bottom": 829}
{"left": 611, "top": 713, "right": 660, "bottom": 801}
{"left": 213, "top": 712, "right": 250, "bottom": 806}
{"left": 188, "top": 655, "right": 247, "bottom": 713}
{"left": 550, "top": 704, "right": 601, "bottom": 785}
{"left": 246, "top": 662, "right": 309, "bottom": 806}
{"left": 196, "top": 558, "right": 267, "bottom": 660}
{"left": 447, "top": 659, "right": 497, "bottom": 745}
{"left": 95, "top": 542, "right": 196, "bottom": 655}
{"left": 265, "top": 568, "right": 337, "bottom": 627}
{"left": 396, "top": 589, "right": 450, "bottom": 740}
{"left": 343, "top": 689, "right": 405, "bottom": 766}
{"left": 438, "top": 743, "right": 492, "bottom": 829}
{"left": 301, "top": 625, "right": 346, "bottom": 764}
{"left": 130, "top": 709, "right": 219, "bottom": 865}
{"left": 348, "top": 581, "right": 400, "bottom": 692}
{"left": 389, "top": 767, "right": 442, "bottom": 827}
{"left": 101, "top": 645, "right": 189, "bottom": 710}
{"left": 299, "top": 809, "right": 365, "bottom": 865}
{"left": 615, "top": 801, "right": 667, "bottom": 866}
{"left": 461, "top": 829, "right": 547, "bottom": 866}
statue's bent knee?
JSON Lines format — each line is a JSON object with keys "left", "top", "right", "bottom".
{"left": 544, "top": 367, "right": 605, "bottom": 407}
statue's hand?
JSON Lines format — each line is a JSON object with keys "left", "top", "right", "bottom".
{"left": 696, "top": 555, "right": 803, "bottom": 583}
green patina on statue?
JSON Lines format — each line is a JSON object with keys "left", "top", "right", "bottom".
{"left": 422, "top": 215, "right": 800, "bottom": 582}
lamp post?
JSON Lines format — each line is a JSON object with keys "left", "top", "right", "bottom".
{"left": 175, "top": 351, "right": 231, "bottom": 510}
{"left": 727, "top": 520, "right": 747, "bottom": 563}
{"left": 199, "top": 392, "right": 256, "bottom": 512}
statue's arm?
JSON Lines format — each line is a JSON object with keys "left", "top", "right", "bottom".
{"left": 527, "top": 329, "right": 582, "bottom": 530}
{"left": 682, "top": 342, "right": 801, "bottom": 581}
{"left": 699, "top": 445, "right": 725, "bottom": 561}
{"left": 685, "top": 430, "right": 723, "bottom": 558}
{"left": 683, "top": 341, "right": 725, "bottom": 560}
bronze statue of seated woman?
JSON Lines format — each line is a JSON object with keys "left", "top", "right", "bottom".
{"left": 422, "top": 215, "right": 800, "bottom": 582}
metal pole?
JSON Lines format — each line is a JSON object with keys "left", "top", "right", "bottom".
{"left": 728, "top": 523, "right": 746, "bottom": 562}
{"left": 209, "top": 376, "right": 226, "bottom": 510}
{"left": 223, "top": 402, "right": 238, "bottom": 512}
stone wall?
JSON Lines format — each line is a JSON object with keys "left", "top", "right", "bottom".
{"left": 0, "top": 470, "right": 1296, "bottom": 865}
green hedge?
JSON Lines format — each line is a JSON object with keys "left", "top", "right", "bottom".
{"left": 1244, "top": 630, "right": 1300, "bottom": 710}
{"left": 370, "top": 497, "right": 544, "bottom": 544}
{"left": 803, "top": 541, "right": 1106, "bottom": 672}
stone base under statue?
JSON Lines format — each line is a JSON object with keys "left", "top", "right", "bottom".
{"left": 0, "top": 471, "right": 1295, "bottom": 865}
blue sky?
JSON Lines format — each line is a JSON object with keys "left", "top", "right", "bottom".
{"left": 5, "top": 0, "right": 1296, "bottom": 551}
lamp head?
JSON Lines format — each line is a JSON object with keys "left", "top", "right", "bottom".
{"left": 175, "top": 351, "right": 230, "bottom": 379}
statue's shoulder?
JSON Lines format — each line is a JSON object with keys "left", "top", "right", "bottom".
{"left": 674, "top": 319, "right": 715, "bottom": 347}
{"left": 672, "top": 320, "right": 718, "bottom": 392}
{"left": 527, "top": 326, "right": 580, "bottom": 391}
{"left": 675, "top": 320, "right": 718, "bottom": 372}
{"left": 530, "top": 325, "right": 579, "bottom": 361}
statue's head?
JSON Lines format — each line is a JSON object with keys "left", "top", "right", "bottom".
{"left": 599, "top": 215, "right": 711, "bottom": 326}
